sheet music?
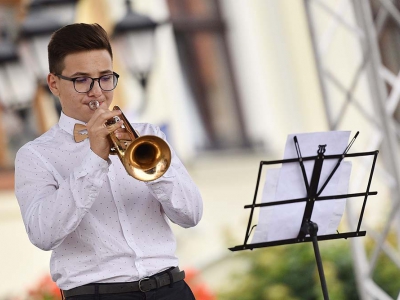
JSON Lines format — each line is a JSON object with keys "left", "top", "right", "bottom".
{"left": 252, "top": 131, "right": 351, "bottom": 243}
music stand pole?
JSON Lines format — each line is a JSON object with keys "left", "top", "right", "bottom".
{"left": 302, "top": 220, "right": 329, "bottom": 299}
{"left": 296, "top": 143, "right": 329, "bottom": 299}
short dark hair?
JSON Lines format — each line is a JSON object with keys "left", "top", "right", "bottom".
{"left": 48, "top": 23, "right": 113, "bottom": 74}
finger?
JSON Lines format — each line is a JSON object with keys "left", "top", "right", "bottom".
{"left": 88, "top": 108, "right": 121, "bottom": 128}
{"left": 106, "top": 120, "right": 124, "bottom": 134}
{"left": 99, "top": 101, "right": 108, "bottom": 109}
{"left": 114, "top": 127, "right": 127, "bottom": 134}
{"left": 92, "top": 106, "right": 120, "bottom": 119}
{"left": 88, "top": 120, "right": 123, "bottom": 143}
{"left": 114, "top": 127, "right": 129, "bottom": 138}
{"left": 116, "top": 132, "right": 131, "bottom": 140}
{"left": 87, "top": 115, "right": 122, "bottom": 138}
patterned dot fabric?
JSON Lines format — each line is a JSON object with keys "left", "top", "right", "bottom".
{"left": 14, "top": 112, "right": 203, "bottom": 290}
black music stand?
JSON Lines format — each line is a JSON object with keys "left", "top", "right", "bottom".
{"left": 229, "top": 132, "right": 378, "bottom": 300}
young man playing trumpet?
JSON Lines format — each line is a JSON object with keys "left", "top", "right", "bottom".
{"left": 14, "top": 23, "right": 203, "bottom": 299}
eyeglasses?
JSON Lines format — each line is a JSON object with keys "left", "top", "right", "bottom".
{"left": 55, "top": 72, "right": 120, "bottom": 93}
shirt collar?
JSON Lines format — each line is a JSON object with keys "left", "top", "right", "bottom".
{"left": 58, "top": 112, "right": 86, "bottom": 136}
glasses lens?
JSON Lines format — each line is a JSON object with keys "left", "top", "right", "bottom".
{"left": 99, "top": 74, "right": 118, "bottom": 91}
{"left": 72, "top": 74, "right": 118, "bottom": 93}
{"left": 74, "top": 77, "right": 93, "bottom": 93}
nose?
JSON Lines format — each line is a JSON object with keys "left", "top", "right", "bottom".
{"left": 88, "top": 79, "right": 102, "bottom": 96}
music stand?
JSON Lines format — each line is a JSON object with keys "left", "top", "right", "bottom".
{"left": 229, "top": 131, "right": 378, "bottom": 300}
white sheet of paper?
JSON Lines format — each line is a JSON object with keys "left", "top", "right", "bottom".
{"left": 252, "top": 131, "right": 352, "bottom": 243}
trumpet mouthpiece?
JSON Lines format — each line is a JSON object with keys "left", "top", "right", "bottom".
{"left": 89, "top": 100, "right": 100, "bottom": 110}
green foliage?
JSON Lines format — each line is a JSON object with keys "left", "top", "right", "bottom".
{"left": 218, "top": 240, "right": 359, "bottom": 300}
{"left": 370, "top": 243, "right": 400, "bottom": 297}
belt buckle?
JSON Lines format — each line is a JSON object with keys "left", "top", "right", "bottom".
{"left": 138, "top": 277, "right": 151, "bottom": 292}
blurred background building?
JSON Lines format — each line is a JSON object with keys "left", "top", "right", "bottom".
{"left": 1, "top": 0, "right": 400, "bottom": 299}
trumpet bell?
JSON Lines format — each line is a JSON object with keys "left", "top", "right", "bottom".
{"left": 104, "top": 105, "right": 172, "bottom": 181}
{"left": 123, "top": 135, "right": 171, "bottom": 182}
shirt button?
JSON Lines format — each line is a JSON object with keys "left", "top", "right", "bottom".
{"left": 119, "top": 208, "right": 124, "bottom": 213}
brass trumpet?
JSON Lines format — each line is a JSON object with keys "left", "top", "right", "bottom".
{"left": 105, "top": 104, "right": 171, "bottom": 182}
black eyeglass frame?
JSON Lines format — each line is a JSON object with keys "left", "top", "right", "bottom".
{"left": 55, "top": 72, "right": 120, "bottom": 93}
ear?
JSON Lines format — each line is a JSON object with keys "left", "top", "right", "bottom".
{"left": 47, "top": 73, "right": 60, "bottom": 97}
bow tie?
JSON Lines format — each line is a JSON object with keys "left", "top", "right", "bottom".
{"left": 73, "top": 123, "right": 88, "bottom": 142}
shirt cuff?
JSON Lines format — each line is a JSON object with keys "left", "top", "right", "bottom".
{"left": 144, "top": 167, "right": 176, "bottom": 202}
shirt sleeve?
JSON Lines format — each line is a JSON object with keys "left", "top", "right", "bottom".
{"left": 144, "top": 126, "right": 203, "bottom": 228}
{"left": 14, "top": 145, "right": 109, "bottom": 251}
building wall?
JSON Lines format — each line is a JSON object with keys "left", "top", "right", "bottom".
{"left": 221, "top": 0, "right": 327, "bottom": 156}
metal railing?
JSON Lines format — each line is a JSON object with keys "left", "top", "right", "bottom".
{"left": 304, "top": 0, "right": 400, "bottom": 299}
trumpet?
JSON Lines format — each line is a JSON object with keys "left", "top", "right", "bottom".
{"left": 89, "top": 100, "right": 171, "bottom": 181}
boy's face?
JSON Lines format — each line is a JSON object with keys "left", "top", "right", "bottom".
{"left": 47, "top": 49, "right": 114, "bottom": 123}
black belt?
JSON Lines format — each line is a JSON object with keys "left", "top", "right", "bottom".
{"left": 62, "top": 267, "right": 185, "bottom": 298}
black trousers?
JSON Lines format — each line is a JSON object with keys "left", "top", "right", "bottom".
{"left": 64, "top": 280, "right": 196, "bottom": 300}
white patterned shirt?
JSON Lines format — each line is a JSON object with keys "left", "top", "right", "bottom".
{"left": 14, "top": 112, "right": 203, "bottom": 290}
